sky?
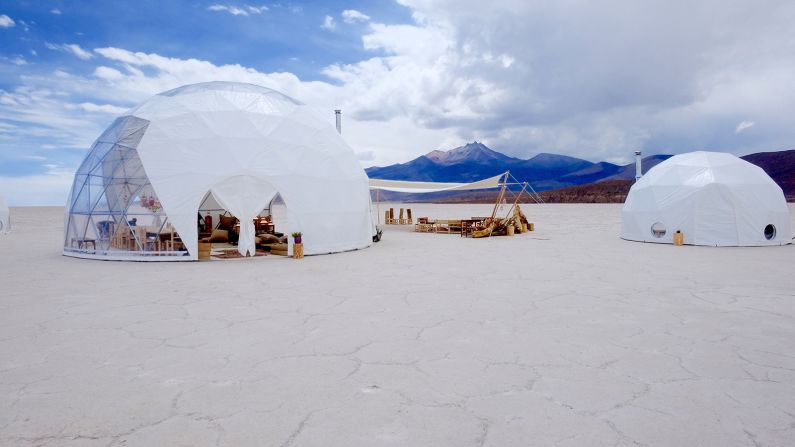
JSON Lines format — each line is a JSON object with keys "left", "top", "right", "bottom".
{"left": 1, "top": 0, "right": 795, "bottom": 205}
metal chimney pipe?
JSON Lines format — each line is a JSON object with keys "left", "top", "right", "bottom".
{"left": 634, "top": 151, "right": 642, "bottom": 180}
{"left": 334, "top": 109, "right": 341, "bottom": 134}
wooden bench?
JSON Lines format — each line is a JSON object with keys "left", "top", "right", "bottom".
{"left": 433, "top": 219, "right": 463, "bottom": 234}
{"left": 414, "top": 223, "right": 436, "bottom": 233}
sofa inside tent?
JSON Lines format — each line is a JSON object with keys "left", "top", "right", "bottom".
{"left": 621, "top": 151, "right": 792, "bottom": 246}
{"left": 63, "top": 82, "right": 374, "bottom": 261}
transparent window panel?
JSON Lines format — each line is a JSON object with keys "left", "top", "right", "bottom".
{"left": 65, "top": 116, "right": 188, "bottom": 258}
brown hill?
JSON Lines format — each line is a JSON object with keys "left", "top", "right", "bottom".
{"left": 371, "top": 180, "right": 633, "bottom": 204}
{"left": 537, "top": 180, "right": 632, "bottom": 203}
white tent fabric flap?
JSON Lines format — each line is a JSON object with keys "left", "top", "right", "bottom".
{"left": 210, "top": 175, "right": 277, "bottom": 257}
{"left": 0, "top": 195, "right": 9, "bottom": 234}
{"left": 621, "top": 151, "right": 792, "bottom": 246}
{"left": 368, "top": 172, "right": 505, "bottom": 193}
{"left": 63, "top": 81, "right": 374, "bottom": 260}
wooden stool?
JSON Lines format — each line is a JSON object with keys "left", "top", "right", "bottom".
{"left": 293, "top": 243, "right": 304, "bottom": 259}
{"left": 197, "top": 241, "right": 212, "bottom": 260}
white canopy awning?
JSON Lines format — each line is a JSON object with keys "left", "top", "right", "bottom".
{"left": 368, "top": 172, "right": 505, "bottom": 193}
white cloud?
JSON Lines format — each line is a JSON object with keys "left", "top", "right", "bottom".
{"left": 1, "top": 55, "right": 26, "bottom": 65}
{"left": 51, "top": 8, "right": 62, "bottom": 15}
{"left": 0, "top": 170, "right": 73, "bottom": 205}
{"left": 355, "top": 150, "right": 375, "bottom": 161}
{"left": 0, "top": 45, "right": 458, "bottom": 189}
{"left": 44, "top": 42, "right": 93, "bottom": 60}
{"left": 0, "top": 14, "right": 14, "bottom": 28}
{"left": 6, "top": 0, "right": 795, "bottom": 206}
{"left": 208, "top": 4, "right": 247, "bottom": 15}
{"left": 342, "top": 10, "right": 371, "bottom": 23}
{"left": 93, "top": 66, "right": 125, "bottom": 80}
{"left": 498, "top": 54, "right": 514, "bottom": 68}
{"left": 75, "top": 102, "right": 129, "bottom": 114}
{"left": 0, "top": 86, "right": 109, "bottom": 135}
{"left": 338, "top": 0, "right": 795, "bottom": 161}
{"left": 321, "top": 15, "right": 336, "bottom": 31}
{"left": 735, "top": 120, "right": 755, "bottom": 133}
{"left": 207, "top": 4, "right": 268, "bottom": 16}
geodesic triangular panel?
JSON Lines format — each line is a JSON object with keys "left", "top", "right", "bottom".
{"left": 64, "top": 116, "right": 188, "bottom": 258}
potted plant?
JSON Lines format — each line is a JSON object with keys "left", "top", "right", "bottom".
{"left": 291, "top": 231, "right": 302, "bottom": 244}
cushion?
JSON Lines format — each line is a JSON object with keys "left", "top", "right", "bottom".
{"left": 208, "top": 229, "right": 229, "bottom": 242}
{"left": 257, "top": 233, "right": 281, "bottom": 244}
{"left": 218, "top": 215, "right": 238, "bottom": 230}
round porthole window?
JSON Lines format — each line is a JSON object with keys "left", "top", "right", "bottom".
{"left": 651, "top": 222, "right": 666, "bottom": 238}
{"left": 764, "top": 224, "right": 776, "bottom": 240}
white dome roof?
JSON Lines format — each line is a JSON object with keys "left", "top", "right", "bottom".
{"left": 621, "top": 151, "right": 791, "bottom": 246}
{"left": 64, "top": 82, "right": 373, "bottom": 260}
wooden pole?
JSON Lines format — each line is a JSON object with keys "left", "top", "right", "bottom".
{"left": 490, "top": 172, "right": 509, "bottom": 221}
{"left": 376, "top": 189, "right": 381, "bottom": 224}
{"left": 504, "top": 181, "right": 528, "bottom": 220}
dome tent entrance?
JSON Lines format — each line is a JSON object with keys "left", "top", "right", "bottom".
{"left": 64, "top": 82, "right": 374, "bottom": 261}
{"left": 621, "top": 151, "right": 792, "bottom": 246}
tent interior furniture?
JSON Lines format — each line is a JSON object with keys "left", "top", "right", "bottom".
{"left": 70, "top": 238, "right": 96, "bottom": 250}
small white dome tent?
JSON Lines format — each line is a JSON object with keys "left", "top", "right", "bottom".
{"left": 0, "top": 195, "right": 9, "bottom": 234}
{"left": 622, "top": 151, "right": 792, "bottom": 246}
{"left": 64, "top": 82, "right": 374, "bottom": 260}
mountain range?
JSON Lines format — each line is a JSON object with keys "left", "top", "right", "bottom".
{"left": 366, "top": 142, "right": 795, "bottom": 201}
{"left": 366, "top": 142, "right": 673, "bottom": 192}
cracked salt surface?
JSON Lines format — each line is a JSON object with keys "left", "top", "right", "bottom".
{"left": 1, "top": 204, "right": 794, "bottom": 446}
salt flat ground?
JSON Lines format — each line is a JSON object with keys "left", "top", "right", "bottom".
{"left": 1, "top": 204, "right": 794, "bottom": 447}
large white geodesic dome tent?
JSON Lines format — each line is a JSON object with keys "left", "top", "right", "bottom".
{"left": 622, "top": 151, "right": 792, "bottom": 246}
{"left": 64, "top": 81, "right": 374, "bottom": 260}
